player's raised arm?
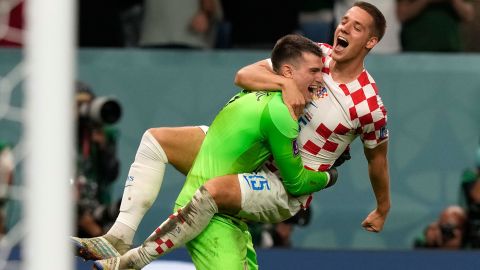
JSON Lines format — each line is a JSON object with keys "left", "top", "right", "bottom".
{"left": 235, "top": 59, "right": 307, "bottom": 120}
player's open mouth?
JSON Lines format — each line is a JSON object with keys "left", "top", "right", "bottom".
{"left": 308, "top": 85, "right": 319, "bottom": 93}
{"left": 335, "top": 36, "right": 349, "bottom": 52}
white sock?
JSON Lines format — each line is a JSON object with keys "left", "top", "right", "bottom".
{"left": 123, "top": 186, "right": 218, "bottom": 269}
{"left": 107, "top": 131, "right": 168, "bottom": 245}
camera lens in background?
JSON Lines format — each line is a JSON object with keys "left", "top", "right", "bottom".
{"left": 89, "top": 97, "right": 122, "bottom": 124}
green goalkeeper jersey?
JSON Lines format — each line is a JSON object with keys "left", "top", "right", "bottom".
{"left": 175, "top": 91, "right": 330, "bottom": 208}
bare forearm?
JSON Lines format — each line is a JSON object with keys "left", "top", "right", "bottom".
{"left": 235, "top": 59, "right": 307, "bottom": 119}
{"left": 451, "top": 0, "right": 475, "bottom": 22}
{"left": 397, "top": 0, "right": 430, "bottom": 23}
{"left": 368, "top": 160, "right": 391, "bottom": 214}
{"left": 234, "top": 60, "right": 288, "bottom": 91}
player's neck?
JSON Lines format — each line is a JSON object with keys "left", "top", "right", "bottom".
{"left": 329, "top": 58, "right": 365, "bottom": 84}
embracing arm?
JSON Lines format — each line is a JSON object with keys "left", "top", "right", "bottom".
{"left": 235, "top": 59, "right": 307, "bottom": 120}
{"left": 361, "top": 142, "right": 391, "bottom": 232}
{"left": 261, "top": 98, "right": 335, "bottom": 197}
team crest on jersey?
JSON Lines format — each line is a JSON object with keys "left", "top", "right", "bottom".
{"left": 312, "top": 87, "right": 328, "bottom": 100}
{"left": 292, "top": 139, "right": 299, "bottom": 156}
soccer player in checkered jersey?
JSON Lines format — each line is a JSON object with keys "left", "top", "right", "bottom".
{"left": 72, "top": 2, "right": 390, "bottom": 269}
{"left": 236, "top": 1, "right": 390, "bottom": 233}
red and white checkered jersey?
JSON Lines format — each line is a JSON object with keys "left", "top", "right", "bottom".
{"left": 265, "top": 43, "right": 389, "bottom": 174}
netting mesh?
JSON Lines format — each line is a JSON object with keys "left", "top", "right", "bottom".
{"left": 0, "top": 1, "right": 25, "bottom": 269}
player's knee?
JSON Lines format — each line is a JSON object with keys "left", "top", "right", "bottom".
{"left": 147, "top": 127, "right": 167, "bottom": 148}
{"left": 204, "top": 177, "right": 241, "bottom": 214}
{"left": 203, "top": 182, "right": 222, "bottom": 206}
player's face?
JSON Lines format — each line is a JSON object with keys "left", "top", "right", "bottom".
{"left": 332, "top": 6, "right": 378, "bottom": 62}
{"left": 291, "top": 52, "right": 324, "bottom": 99}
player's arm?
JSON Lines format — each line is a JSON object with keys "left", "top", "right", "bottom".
{"left": 451, "top": 0, "right": 474, "bottom": 22}
{"left": 261, "top": 97, "right": 336, "bottom": 197}
{"left": 234, "top": 59, "right": 307, "bottom": 120}
{"left": 361, "top": 142, "right": 391, "bottom": 233}
{"left": 396, "top": 0, "right": 430, "bottom": 23}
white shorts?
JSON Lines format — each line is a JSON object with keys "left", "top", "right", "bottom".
{"left": 235, "top": 165, "right": 311, "bottom": 224}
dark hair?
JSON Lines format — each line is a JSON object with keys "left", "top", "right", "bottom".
{"left": 271, "top": 34, "right": 322, "bottom": 73}
{"left": 354, "top": 1, "right": 386, "bottom": 41}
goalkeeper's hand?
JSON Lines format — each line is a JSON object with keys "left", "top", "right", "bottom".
{"left": 325, "top": 168, "right": 338, "bottom": 188}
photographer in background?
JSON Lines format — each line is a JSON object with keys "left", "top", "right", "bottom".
{"left": 414, "top": 205, "right": 467, "bottom": 249}
{"left": 460, "top": 145, "right": 480, "bottom": 248}
{"left": 75, "top": 82, "right": 122, "bottom": 237}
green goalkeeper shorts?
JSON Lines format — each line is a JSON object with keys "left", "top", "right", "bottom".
{"left": 186, "top": 214, "right": 258, "bottom": 270}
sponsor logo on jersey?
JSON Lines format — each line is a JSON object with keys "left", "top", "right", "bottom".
{"left": 292, "top": 139, "right": 299, "bottom": 156}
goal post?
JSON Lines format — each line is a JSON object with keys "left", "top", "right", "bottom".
{"left": 24, "top": 0, "right": 75, "bottom": 269}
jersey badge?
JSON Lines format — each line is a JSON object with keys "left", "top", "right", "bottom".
{"left": 379, "top": 126, "right": 389, "bottom": 139}
{"left": 312, "top": 86, "right": 328, "bottom": 100}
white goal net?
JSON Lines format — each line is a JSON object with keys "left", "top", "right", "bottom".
{"left": 0, "top": 0, "right": 75, "bottom": 269}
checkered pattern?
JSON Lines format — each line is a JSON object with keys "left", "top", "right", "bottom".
{"left": 263, "top": 43, "right": 388, "bottom": 174}
{"left": 153, "top": 209, "right": 185, "bottom": 254}
{"left": 295, "top": 43, "right": 388, "bottom": 171}
{"left": 155, "top": 237, "right": 174, "bottom": 254}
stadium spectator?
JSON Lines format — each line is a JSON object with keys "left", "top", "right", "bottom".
{"left": 78, "top": 0, "right": 139, "bottom": 47}
{"left": 462, "top": 0, "right": 480, "bottom": 52}
{"left": 298, "top": 0, "right": 335, "bottom": 45}
{"left": 219, "top": 0, "right": 300, "bottom": 49}
{"left": 396, "top": 0, "right": 475, "bottom": 52}
{"left": 138, "top": 0, "right": 222, "bottom": 49}
{"left": 0, "top": 0, "right": 24, "bottom": 47}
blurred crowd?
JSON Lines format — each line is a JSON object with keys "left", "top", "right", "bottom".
{"left": 0, "top": 0, "right": 479, "bottom": 52}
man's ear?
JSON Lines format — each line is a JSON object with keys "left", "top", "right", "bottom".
{"left": 280, "top": 64, "right": 294, "bottom": 78}
{"left": 366, "top": 36, "right": 378, "bottom": 50}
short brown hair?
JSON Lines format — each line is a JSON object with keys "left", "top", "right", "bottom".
{"left": 354, "top": 1, "right": 386, "bottom": 41}
{"left": 271, "top": 34, "right": 322, "bottom": 73}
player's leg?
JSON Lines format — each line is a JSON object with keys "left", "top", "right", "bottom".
{"left": 94, "top": 175, "right": 242, "bottom": 269}
{"left": 94, "top": 215, "right": 255, "bottom": 270}
{"left": 186, "top": 216, "right": 258, "bottom": 270}
{"left": 92, "top": 166, "right": 309, "bottom": 268}
{"left": 149, "top": 126, "right": 207, "bottom": 175}
{"left": 108, "top": 126, "right": 206, "bottom": 243}
{"left": 235, "top": 167, "right": 309, "bottom": 224}
{"left": 93, "top": 168, "right": 306, "bottom": 268}
{"left": 73, "top": 126, "right": 206, "bottom": 260}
